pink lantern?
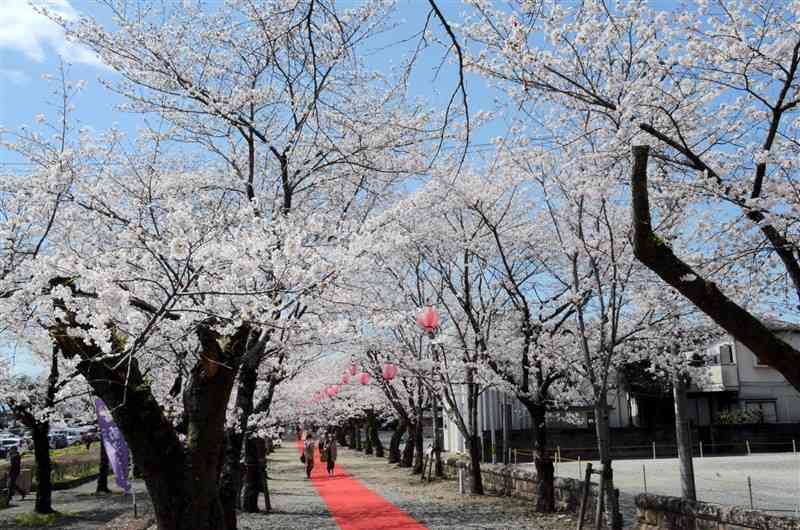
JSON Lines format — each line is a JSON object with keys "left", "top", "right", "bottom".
{"left": 326, "top": 386, "right": 336, "bottom": 397}
{"left": 416, "top": 305, "right": 440, "bottom": 334}
{"left": 357, "top": 372, "right": 370, "bottom": 385}
{"left": 341, "top": 373, "right": 351, "bottom": 385}
{"left": 382, "top": 363, "right": 398, "bottom": 381}
{"left": 350, "top": 363, "right": 358, "bottom": 376}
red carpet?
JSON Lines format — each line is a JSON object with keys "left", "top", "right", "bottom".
{"left": 297, "top": 440, "right": 428, "bottom": 530}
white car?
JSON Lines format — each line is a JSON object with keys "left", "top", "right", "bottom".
{"left": 0, "top": 437, "right": 22, "bottom": 458}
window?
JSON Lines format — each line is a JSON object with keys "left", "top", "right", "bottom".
{"left": 719, "top": 344, "right": 734, "bottom": 364}
{"left": 745, "top": 400, "right": 778, "bottom": 423}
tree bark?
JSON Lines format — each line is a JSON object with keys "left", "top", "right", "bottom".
{"left": 364, "top": 417, "right": 374, "bottom": 455}
{"left": 630, "top": 145, "right": 800, "bottom": 392}
{"left": 467, "top": 434, "right": 484, "bottom": 495}
{"left": 412, "top": 418, "right": 424, "bottom": 474}
{"left": 32, "top": 421, "right": 54, "bottom": 513}
{"left": 96, "top": 441, "right": 110, "bottom": 493}
{"left": 367, "top": 410, "right": 384, "bottom": 458}
{"left": 525, "top": 403, "right": 554, "bottom": 512}
{"left": 336, "top": 426, "right": 347, "bottom": 447}
{"left": 594, "top": 402, "right": 621, "bottom": 530}
{"left": 388, "top": 420, "right": 405, "bottom": 464}
{"left": 53, "top": 311, "right": 252, "bottom": 530}
{"left": 673, "top": 372, "right": 697, "bottom": 501}
{"left": 354, "top": 422, "right": 362, "bottom": 451}
{"left": 220, "top": 349, "right": 262, "bottom": 529}
{"left": 241, "top": 436, "right": 265, "bottom": 513}
{"left": 400, "top": 422, "right": 414, "bottom": 468}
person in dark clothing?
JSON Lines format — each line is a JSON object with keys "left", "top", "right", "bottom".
{"left": 6, "top": 447, "right": 24, "bottom": 502}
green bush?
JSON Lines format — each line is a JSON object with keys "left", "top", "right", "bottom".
{"left": 716, "top": 408, "right": 764, "bottom": 425}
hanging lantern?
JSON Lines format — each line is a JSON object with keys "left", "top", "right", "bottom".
{"left": 358, "top": 372, "right": 370, "bottom": 385}
{"left": 341, "top": 373, "right": 351, "bottom": 385}
{"left": 350, "top": 363, "right": 358, "bottom": 376}
{"left": 416, "top": 305, "right": 441, "bottom": 334}
{"left": 382, "top": 362, "right": 398, "bottom": 381}
{"left": 326, "top": 385, "right": 338, "bottom": 397}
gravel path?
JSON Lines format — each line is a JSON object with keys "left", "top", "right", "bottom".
{"left": 0, "top": 445, "right": 578, "bottom": 529}
{"left": 0, "top": 478, "right": 151, "bottom": 529}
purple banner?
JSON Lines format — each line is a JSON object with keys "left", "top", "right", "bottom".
{"left": 94, "top": 399, "right": 130, "bottom": 493}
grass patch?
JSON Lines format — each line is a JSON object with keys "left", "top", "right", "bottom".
{"left": 49, "top": 445, "right": 94, "bottom": 459}
{"left": 13, "top": 511, "right": 78, "bottom": 526}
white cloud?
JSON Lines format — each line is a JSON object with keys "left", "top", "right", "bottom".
{"left": 0, "top": 68, "right": 31, "bottom": 84}
{"left": 0, "top": 0, "right": 105, "bottom": 67}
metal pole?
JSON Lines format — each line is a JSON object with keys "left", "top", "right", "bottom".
{"left": 576, "top": 462, "right": 593, "bottom": 530}
{"left": 746, "top": 440, "right": 751, "bottom": 456}
{"left": 699, "top": 441, "right": 704, "bottom": 458}
{"left": 793, "top": 439, "right": 797, "bottom": 454}
{"left": 593, "top": 466, "right": 606, "bottom": 530}
{"left": 578, "top": 456, "right": 582, "bottom": 480}
{"left": 673, "top": 372, "right": 697, "bottom": 501}
{"left": 747, "top": 476, "right": 754, "bottom": 509}
{"left": 652, "top": 441, "right": 656, "bottom": 460}
{"left": 642, "top": 464, "right": 647, "bottom": 494}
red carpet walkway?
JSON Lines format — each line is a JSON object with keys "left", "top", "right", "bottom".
{"left": 297, "top": 440, "right": 428, "bottom": 530}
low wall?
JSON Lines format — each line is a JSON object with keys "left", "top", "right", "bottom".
{"left": 635, "top": 493, "right": 800, "bottom": 530}
{"left": 441, "top": 454, "right": 606, "bottom": 516}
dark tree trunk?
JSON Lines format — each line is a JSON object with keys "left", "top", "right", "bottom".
{"left": 364, "top": 419, "right": 373, "bottom": 455}
{"left": 220, "top": 351, "right": 261, "bottom": 529}
{"left": 528, "top": 404, "right": 554, "bottom": 512}
{"left": 468, "top": 434, "right": 484, "bottom": 495}
{"left": 348, "top": 421, "right": 357, "bottom": 448}
{"left": 96, "top": 441, "right": 110, "bottom": 493}
{"left": 336, "top": 426, "right": 347, "bottom": 447}
{"left": 32, "top": 421, "right": 54, "bottom": 513}
{"left": 388, "top": 420, "right": 404, "bottom": 464}
{"left": 367, "top": 410, "right": 384, "bottom": 458}
{"left": 354, "top": 423, "right": 362, "bottom": 451}
{"left": 242, "top": 436, "right": 265, "bottom": 513}
{"left": 400, "top": 422, "right": 414, "bottom": 468}
{"left": 53, "top": 311, "right": 253, "bottom": 530}
{"left": 412, "top": 420, "right": 424, "bottom": 474}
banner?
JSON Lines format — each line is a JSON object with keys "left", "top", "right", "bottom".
{"left": 94, "top": 399, "right": 131, "bottom": 493}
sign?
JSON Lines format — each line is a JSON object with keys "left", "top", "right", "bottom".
{"left": 94, "top": 399, "right": 131, "bottom": 493}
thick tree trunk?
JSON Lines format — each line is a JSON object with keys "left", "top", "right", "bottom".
{"left": 32, "top": 421, "right": 54, "bottom": 513}
{"left": 354, "top": 422, "right": 362, "bottom": 451}
{"left": 388, "top": 420, "right": 405, "bottom": 464}
{"left": 220, "top": 352, "right": 261, "bottom": 529}
{"left": 367, "top": 410, "right": 384, "bottom": 458}
{"left": 528, "top": 404, "right": 554, "bottom": 512}
{"left": 412, "top": 419, "right": 424, "bottom": 474}
{"left": 467, "top": 434, "right": 484, "bottom": 495}
{"left": 364, "top": 418, "right": 374, "bottom": 455}
{"left": 336, "top": 426, "right": 347, "bottom": 447}
{"left": 242, "top": 436, "right": 264, "bottom": 512}
{"left": 400, "top": 422, "right": 414, "bottom": 468}
{"left": 54, "top": 316, "right": 252, "bottom": 530}
{"left": 96, "top": 441, "right": 110, "bottom": 493}
{"left": 595, "top": 403, "right": 621, "bottom": 530}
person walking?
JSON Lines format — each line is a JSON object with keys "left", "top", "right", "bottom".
{"left": 303, "top": 433, "right": 316, "bottom": 479}
{"left": 325, "top": 432, "right": 337, "bottom": 477}
{"left": 6, "top": 447, "right": 24, "bottom": 503}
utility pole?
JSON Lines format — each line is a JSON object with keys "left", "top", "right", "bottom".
{"left": 673, "top": 364, "right": 697, "bottom": 501}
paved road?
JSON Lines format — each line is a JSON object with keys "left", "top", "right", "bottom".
{"left": 538, "top": 452, "right": 800, "bottom": 528}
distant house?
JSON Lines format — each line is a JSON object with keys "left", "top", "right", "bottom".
{"left": 679, "top": 320, "right": 800, "bottom": 425}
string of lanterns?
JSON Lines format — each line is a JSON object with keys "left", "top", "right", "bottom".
{"left": 311, "top": 306, "right": 440, "bottom": 405}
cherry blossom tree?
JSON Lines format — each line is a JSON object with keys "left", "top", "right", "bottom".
{"left": 461, "top": 0, "right": 800, "bottom": 390}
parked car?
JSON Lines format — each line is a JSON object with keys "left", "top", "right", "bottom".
{"left": 0, "top": 437, "right": 22, "bottom": 458}
{"left": 65, "top": 428, "right": 83, "bottom": 446}
{"left": 48, "top": 433, "right": 67, "bottom": 449}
